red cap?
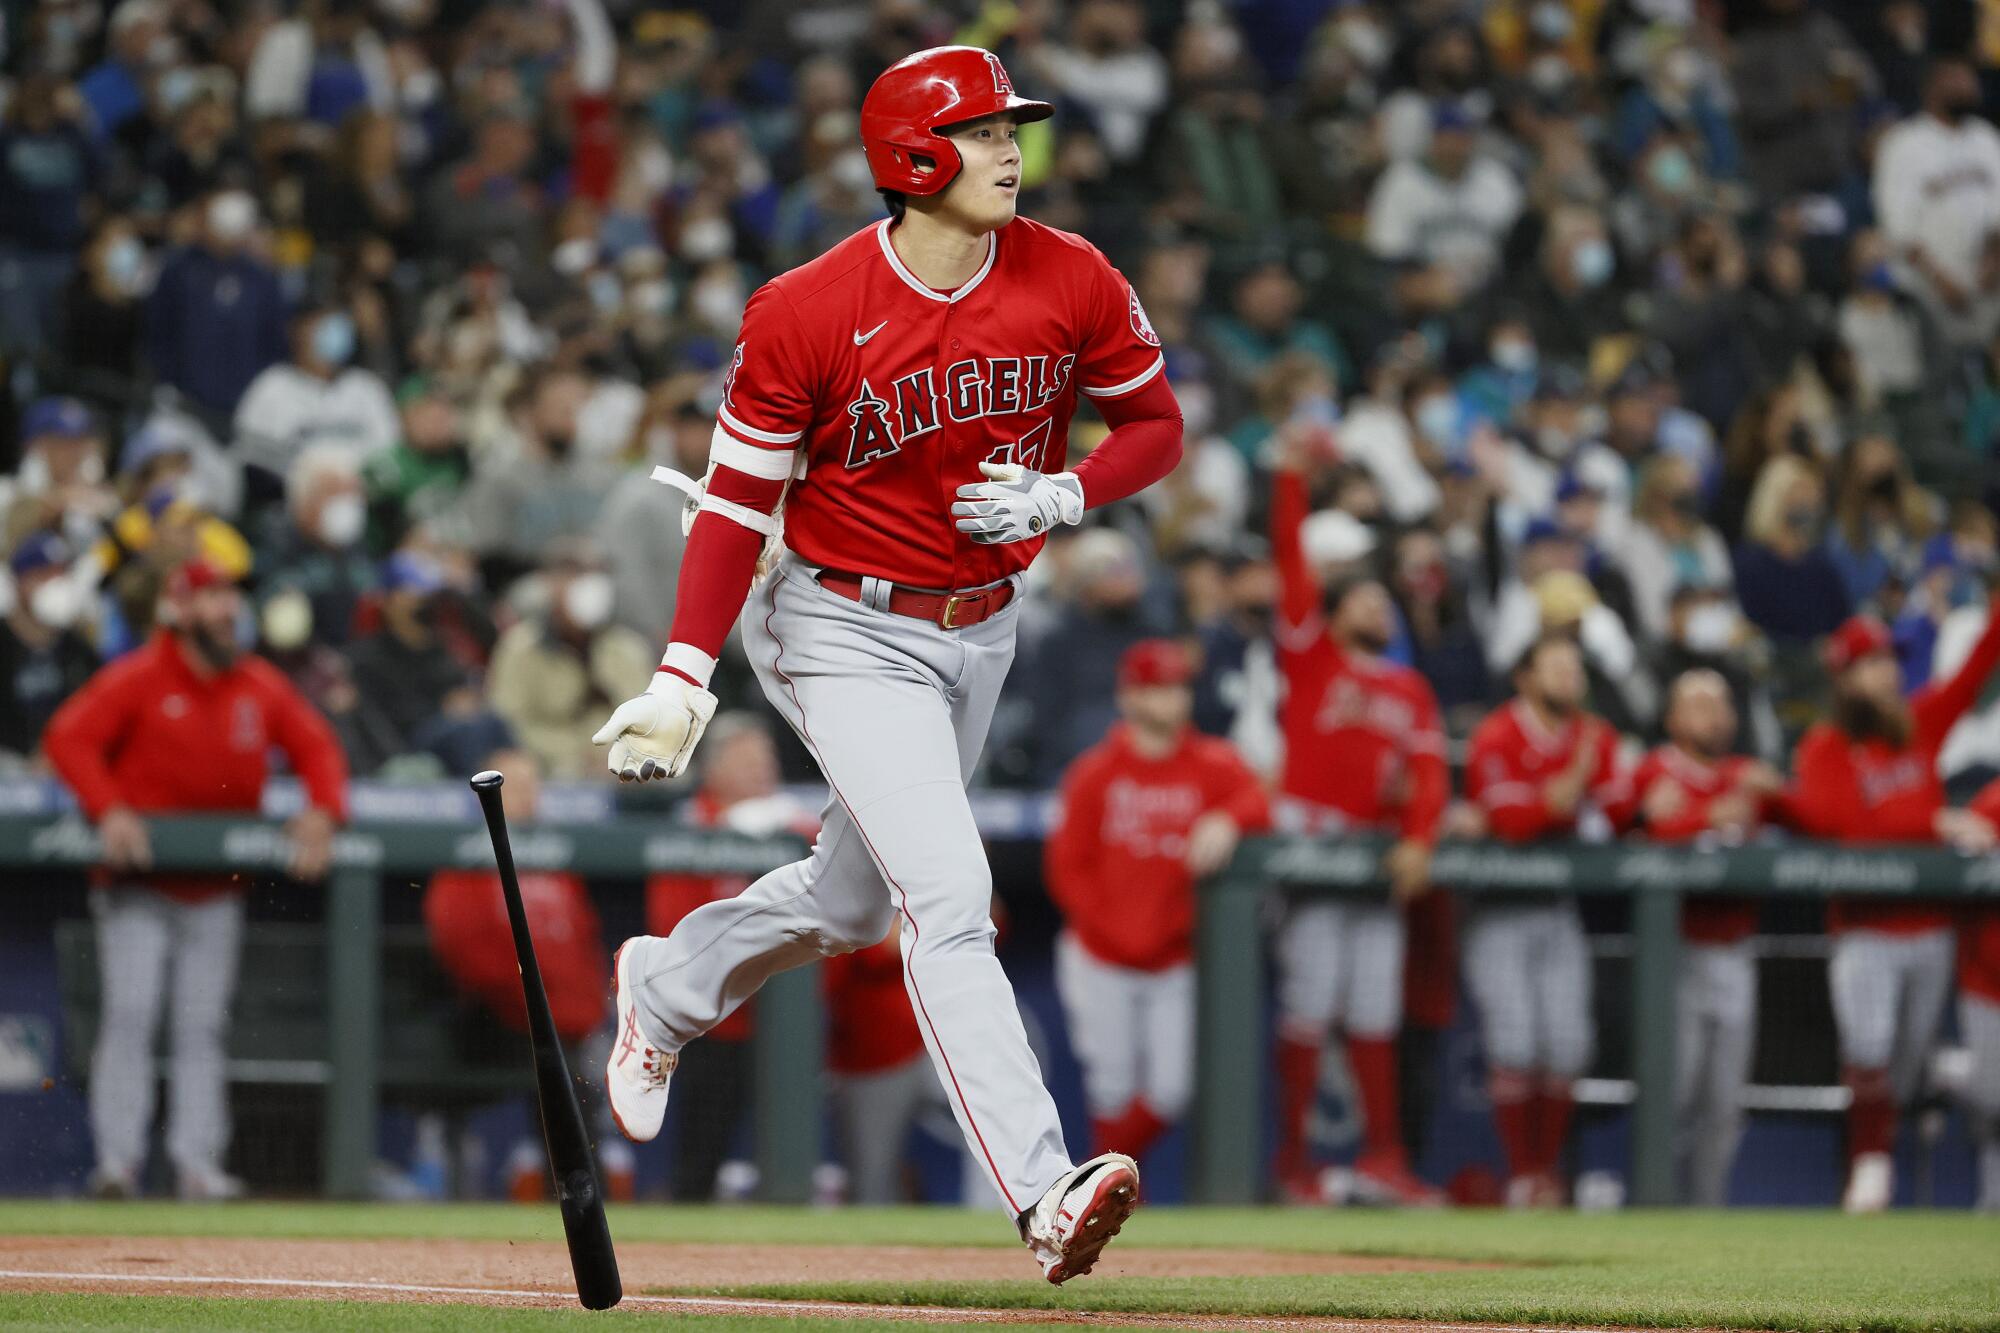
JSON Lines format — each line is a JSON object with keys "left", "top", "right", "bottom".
{"left": 166, "top": 556, "right": 234, "bottom": 600}
{"left": 1823, "top": 614, "right": 1893, "bottom": 673}
{"left": 1118, "top": 638, "right": 1195, "bottom": 689}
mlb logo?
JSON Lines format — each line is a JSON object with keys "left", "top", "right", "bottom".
{"left": 985, "top": 51, "right": 1012, "bottom": 96}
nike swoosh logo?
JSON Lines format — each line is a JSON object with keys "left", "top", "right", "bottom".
{"left": 853, "top": 321, "right": 888, "bottom": 346}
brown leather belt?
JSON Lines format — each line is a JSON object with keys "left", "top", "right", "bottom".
{"left": 817, "top": 569, "right": 1014, "bottom": 629}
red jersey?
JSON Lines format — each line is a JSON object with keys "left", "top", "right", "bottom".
{"left": 1466, "top": 698, "right": 1627, "bottom": 844}
{"left": 715, "top": 216, "right": 1165, "bottom": 587}
{"left": 1788, "top": 598, "right": 2000, "bottom": 934}
{"left": 1045, "top": 723, "right": 1270, "bottom": 971}
{"left": 1620, "top": 746, "right": 1769, "bottom": 944}
{"left": 424, "top": 868, "right": 605, "bottom": 1042}
{"left": 43, "top": 631, "right": 349, "bottom": 899}
{"left": 822, "top": 933, "right": 926, "bottom": 1075}
{"left": 1271, "top": 470, "right": 1446, "bottom": 839}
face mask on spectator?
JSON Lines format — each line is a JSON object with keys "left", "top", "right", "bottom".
{"left": 104, "top": 235, "right": 147, "bottom": 294}
{"left": 1570, "top": 237, "right": 1614, "bottom": 288}
{"left": 1530, "top": 1, "right": 1573, "bottom": 42}
{"left": 1648, "top": 145, "right": 1695, "bottom": 196}
{"left": 691, "top": 278, "right": 745, "bottom": 332}
{"left": 1683, "top": 602, "right": 1737, "bottom": 655}
{"left": 208, "top": 191, "right": 257, "bottom": 243}
{"left": 680, "top": 217, "right": 735, "bottom": 263}
{"left": 313, "top": 313, "right": 356, "bottom": 367}
{"left": 552, "top": 236, "right": 598, "bottom": 276}
{"left": 147, "top": 33, "right": 182, "bottom": 67}
{"left": 586, "top": 271, "right": 624, "bottom": 314}
{"left": 1336, "top": 17, "right": 1391, "bottom": 71}
{"left": 261, "top": 588, "right": 313, "bottom": 651}
{"left": 563, "top": 572, "right": 614, "bottom": 629}
{"left": 29, "top": 576, "right": 84, "bottom": 630}
{"left": 157, "top": 66, "right": 197, "bottom": 113}
{"left": 1491, "top": 335, "right": 1537, "bottom": 374}
{"left": 401, "top": 65, "right": 442, "bottom": 110}
{"left": 318, "top": 492, "right": 365, "bottom": 547}
{"left": 1535, "top": 424, "right": 1578, "bottom": 460}
{"left": 629, "top": 279, "right": 674, "bottom": 316}
{"left": 830, "top": 150, "right": 874, "bottom": 193}
{"left": 1414, "top": 394, "right": 1457, "bottom": 445}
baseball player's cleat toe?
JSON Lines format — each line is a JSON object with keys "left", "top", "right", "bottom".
{"left": 1352, "top": 1152, "right": 1448, "bottom": 1208}
{"left": 1021, "top": 1152, "right": 1140, "bottom": 1284}
{"left": 605, "top": 940, "right": 677, "bottom": 1143}
{"left": 1842, "top": 1151, "right": 1892, "bottom": 1214}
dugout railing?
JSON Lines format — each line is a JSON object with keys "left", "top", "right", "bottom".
{"left": 5, "top": 814, "right": 1996, "bottom": 1205}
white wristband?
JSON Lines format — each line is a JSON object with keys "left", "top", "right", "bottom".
{"left": 658, "top": 643, "right": 717, "bottom": 688}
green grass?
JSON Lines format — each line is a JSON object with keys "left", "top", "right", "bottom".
{"left": 1, "top": 1203, "right": 1996, "bottom": 1331}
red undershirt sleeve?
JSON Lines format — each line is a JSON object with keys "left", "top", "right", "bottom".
{"left": 1071, "top": 373, "right": 1184, "bottom": 508}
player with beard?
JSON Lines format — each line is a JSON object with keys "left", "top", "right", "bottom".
{"left": 1787, "top": 606, "right": 2000, "bottom": 1211}
{"left": 44, "top": 557, "right": 347, "bottom": 1199}
{"left": 1267, "top": 456, "right": 1448, "bottom": 1206}
{"left": 1616, "top": 669, "right": 1786, "bottom": 1204}
{"left": 1464, "top": 632, "right": 1628, "bottom": 1207}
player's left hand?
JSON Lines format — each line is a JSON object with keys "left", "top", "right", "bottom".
{"left": 952, "top": 462, "right": 1084, "bottom": 544}
{"left": 1184, "top": 811, "right": 1242, "bottom": 878}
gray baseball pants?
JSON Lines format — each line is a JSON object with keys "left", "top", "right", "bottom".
{"left": 88, "top": 886, "right": 244, "bottom": 1181}
{"left": 627, "top": 556, "right": 1072, "bottom": 1216}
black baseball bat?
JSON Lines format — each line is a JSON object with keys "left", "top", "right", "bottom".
{"left": 470, "top": 770, "right": 622, "bottom": 1311}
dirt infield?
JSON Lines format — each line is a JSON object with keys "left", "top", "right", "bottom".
{"left": 0, "top": 1233, "right": 1513, "bottom": 1328}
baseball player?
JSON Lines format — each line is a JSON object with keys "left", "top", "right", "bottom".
{"left": 1044, "top": 638, "right": 1270, "bottom": 1165}
{"left": 1464, "top": 632, "right": 1628, "bottom": 1208}
{"left": 1616, "top": 669, "right": 1784, "bottom": 1205}
{"left": 593, "top": 47, "right": 1181, "bottom": 1281}
{"left": 1787, "top": 606, "right": 2000, "bottom": 1211}
{"left": 1267, "top": 454, "right": 1449, "bottom": 1206}
{"left": 1953, "top": 897, "right": 2000, "bottom": 1211}
{"left": 43, "top": 557, "right": 348, "bottom": 1200}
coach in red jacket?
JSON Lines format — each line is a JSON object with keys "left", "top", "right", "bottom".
{"left": 1787, "top": 607, "right": 2000, "bottom": 1211}
{"left": 1045, "top": 638, "right": 1269, "bottom": 1166}
{"left": 44, "top": 557, "right": 348, "bottom": 1200}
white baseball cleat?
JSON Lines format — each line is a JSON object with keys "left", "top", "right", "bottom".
{"left": 605, "top": 940, "right": 677, "bottom": 1143}
{"left": 1020, "top": 1152, "right": 1140, "bottom": 1284}
{"left": 1842, "top": 1151, "right": 1892, "bottom": 1214}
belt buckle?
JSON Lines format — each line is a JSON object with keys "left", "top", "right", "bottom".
{"left": 938, "top": 592, "right": 966, "bottom": 629}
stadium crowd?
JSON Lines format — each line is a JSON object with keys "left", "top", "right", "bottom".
{"left": 4, "top": 0, "right": 2000, "bottom": 1210}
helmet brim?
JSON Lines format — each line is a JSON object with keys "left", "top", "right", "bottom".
{"left": 932, "top": 96, "right": 1055, "bottom": 134}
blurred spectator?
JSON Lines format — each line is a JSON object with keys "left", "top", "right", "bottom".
{"left": 234, "top": 302, "right": 400, "bottom": 479}
{"left": 244, "top": 0, "right": 393, "bottom": 131}
{"left": 79, "top": 0, "right": 175, "bottom": 140}
{"left": 486, "top": 540, "right": 651, "bottom": 779}
{"left": 1032, "top": 0, "right": 1169, "bottom": 165}
{"left": 57, "top": 219, "right": 152, "bottom": 412}
{"left": 449, "top": 366, "right": 620, "bottom": 577}
{"left": 598, "top": 380, "right": 701, "bottom": 638}
{"left": 1487, "top": 520, "right": 1653, "bottom": 732}
{"left": 1188, "top": 541, "right": 1281, "bottom": 772}
{"left": 1789, "top": 603, "right": 2000, "bottom": 1212}
{"left": 1824, "top": 434, "right": 1936, "bottom": 611}
{"left": 1618, "top": 455, "right": 1732, "bottom": 644}
{"left": 1733, "top": 454, "right": 1850, "bottom": 644}
{"left": 3, "top": 397, "right": 117, "bottom": 551}
{"left": 0, "top": 534, "right": 100, "bottom": 762}
{"left": 1497, "top": 207, "right": 1623, "bottom": 364}
{"left": 362, "top": 391, "right": 473, "bottom": 553}
{"left": 1619, "top": 669, "right": 1785, "bottom": 1205}
{"left": 254, "top": 447, "right": 375, "bottom": 650}
{"left": 1366, "top": 104, "right": 1523, "bottom": 317}
{"left": 823, "top": 926, "right": 929, "bottom": 1204}
{"left": 1654, "top": 582, "right": 1784, "bottom": 763}
{"left": 421, "top": 104, "right": 549, "bottom": 290}
{"left": 1047, "top": 640, "right": 1268, "bottom": 1169}
{"left": 1387, "top": 525, "right": 1492, "bottom": 732}
{"left": 44, "top": 558, "right": 347, "bottom": 1200}
{"left": 644, "top": 713, "right": 815, "bottom": 1199}
{"left": 1874, "top": 56, "right": 2000, "bottom": 349}
{"left": 0, "top": 73, "right": 100, "bottom": 356}
{"left": 1156, "top": 18, "right": 1284, "bottom": 246}
{"left": 1836, "top": 230, "right": 1929, "bottom": 409}
{"left": 341, "top": 552, "right": 503, "bottom": 776}
{"left": 1013, "top": 527, "right": 1170, "bottom": 786}
{"left": 1464, "top": 632, "right": 1626, "bottom": 1206}
{"left": 145, "top": 190, "right": 288, "bottom": 419}
{"left": 1729, "top": 0, "right": 1876, "bottom": 203}
{"left": 1204, "top": 266, "right": 1348, "bottom": 406}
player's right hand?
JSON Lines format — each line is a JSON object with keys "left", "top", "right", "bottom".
{"left": 592, "top": 673, "right": 719, "bottom": 782}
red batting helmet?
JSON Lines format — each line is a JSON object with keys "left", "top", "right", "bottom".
{"left": 860, "top": 46, "right": 1053, "bottom": 197}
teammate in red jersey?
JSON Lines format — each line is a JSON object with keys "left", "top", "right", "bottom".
{"left": 1266, "top": 451, "right": 1449, "bottom": 1207}
{"left": 1463, "top": 632, "right": 1628, "bottom": 1207}
{"left": 1616, "top": 669, "right": 1785, "bottom": 1204}
{"left": 591, "top": 47, "right": 1180, "bottom": 1281}
{"left": 1786, "top": 605, "right": 2000, "bottom": 1211}
{"left": 1045, "top": 639, "right": 1270, "bottom": 1167}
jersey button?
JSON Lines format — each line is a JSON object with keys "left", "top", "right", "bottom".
{"left": 950, "top": 338, "right": 960, "bottom": 350}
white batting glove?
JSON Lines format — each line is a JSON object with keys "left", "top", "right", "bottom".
{"left": 951, "top": 462, "right": 1085, "bottom": 545}
{"left": 592, "top": 672, "right": 719, "bottom": 782}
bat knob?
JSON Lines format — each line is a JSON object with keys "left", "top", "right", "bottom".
{"left": 470, "top": 770, "right": 505, "bottom": 791}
